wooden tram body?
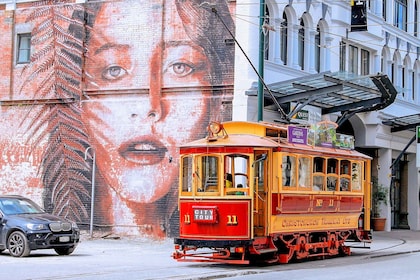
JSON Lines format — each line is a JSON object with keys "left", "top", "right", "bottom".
{"left": 173, "top": 121, "right": 372, "bottom": 264}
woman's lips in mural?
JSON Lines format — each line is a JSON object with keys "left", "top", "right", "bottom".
{"left": 119, "top": 139, "right": 168, "bottom": 165}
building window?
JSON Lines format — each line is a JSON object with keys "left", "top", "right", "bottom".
{"left": 341, "top": 43, "right": 370, "bottom": 75}
{"left": 264, "top": 5, "right": 270, "bottom": 60}
{"left": 298, "top": 18, "right": 305, "bottom": 70}
{"left": 412, "top": 69, "right": 416, "bottom": 101}
{"left": 280, "top": 11, "right": 288, "bottom": 65}
{"left": 349, "top": 45, "right": 358, "bottom": 74}
{"left": 392, "top": 52, "right": 399, "bottom": 85}
{"left": 315, "top": 25, "right": 320, "bottom": 73}
{"left": 361, "top": 49, "right": 370, "bottom": 75}
{"left": 394, "top": 0, "right": 407, "bottom": 31}
{"left": 383, "top": 0, "right": 387, "bottom": 21}
{"left": 415, "top": 1, "right": 418, "bottom": 37}
{"left": 17, "top": 34, "right": 31, "bottom": 64}
{"left": 340, "top": 41, "right": 346, "bottom": 71}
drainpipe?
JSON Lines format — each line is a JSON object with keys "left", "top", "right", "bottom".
{"left": 84, "top": 147, "right": 96, "bottom": 238}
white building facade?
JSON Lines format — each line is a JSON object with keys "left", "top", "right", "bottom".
{"left": 233, "top": 0, "right": 420, "bottom": 231}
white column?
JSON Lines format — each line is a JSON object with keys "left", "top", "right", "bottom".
{"left": 378, "top": 148, "right": 392, "bottom": 232}
{"left": 407, "top": 154, "right": 420, "bottom": 230}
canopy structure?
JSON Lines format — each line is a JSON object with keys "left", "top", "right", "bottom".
{"left": 382, "top": 113, "right": 420, "bottom": 132}
{"left": 261, "top": 71, "right": 397, "bottom": 126}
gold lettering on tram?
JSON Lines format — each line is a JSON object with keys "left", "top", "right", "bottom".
{"left": 227, "top": 215, "right": 238, "bottom": 225}
{"left": 184, "top": 214, "right": 191, "bottom": 224}
{"left": 315, "top": 199, "right": 323, "bottom": 207}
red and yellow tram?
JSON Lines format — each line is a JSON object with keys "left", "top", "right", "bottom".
{"left": 172, "top": 121, "right": 372, "bottom": 264}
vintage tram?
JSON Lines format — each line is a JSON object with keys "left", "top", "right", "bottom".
{"left": 172, "top": 121, "right": 372, "bottom": 264}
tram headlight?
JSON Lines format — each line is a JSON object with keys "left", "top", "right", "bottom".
{"left": 208, "top": 121, "right": 223, "bottom": 134}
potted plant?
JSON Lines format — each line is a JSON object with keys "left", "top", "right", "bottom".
{"left": 371, "top": 176, "right": 388, "bottom": 231}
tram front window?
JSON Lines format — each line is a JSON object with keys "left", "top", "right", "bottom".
{"left": 224, "top": 154, "right": 250, "bottom": 195}
{"left": 199, "top": 156, "right": 219, "bottom": 192}
{"left": 181, "top": 156, "right": 193, "bottom": 193}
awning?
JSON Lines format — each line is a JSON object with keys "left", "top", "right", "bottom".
{"left": 261, "top": 71, "right": 397, "bottom": 126}
{"left": 382, "top": 114, "right": 420, "bottom": 132}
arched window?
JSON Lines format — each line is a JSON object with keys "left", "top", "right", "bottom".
{"left": 340, "top": 41, "right": 346, "bottom": 71}
{"left": 415, "top": 1, "right": 418, "bottom": 37}
{"left": 383, "top": 0, "right": 387, "bottom": 20}
{"left": 280, "top": 11, "right": 288, "bottom": 65}
{"left": 298, "top": 18, "right": 305, "bottom": 70}
{"left": 381, "top": 47, "right": 390, "bottom": 76}
{"left": 413, "top": 61, "right": 420, "bottom": 103}
{"left": 315, "top": 24, "right": 321, "bottom": 73}
{"left": 264, "top": 5, "right": 270, "bottom": 60}
{"left": 394, "top": 0, "right": 407, "bottom": 31}
{"left": 392, "top": 52, "right": 400, "bottom": 87}
{"left": 403, "top": 56, "right": 411, "bottom": 100}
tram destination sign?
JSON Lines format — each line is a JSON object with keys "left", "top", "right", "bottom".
{"left": 192, "top": 206, "right": 218, "bottom": 223}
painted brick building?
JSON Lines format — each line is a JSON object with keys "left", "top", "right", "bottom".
{"left": 0, "top": 0, "right": 235, "bottom": 238}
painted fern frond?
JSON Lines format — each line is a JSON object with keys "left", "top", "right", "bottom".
{"left": 22, "top": 2, "right": 92, "bottom": 223}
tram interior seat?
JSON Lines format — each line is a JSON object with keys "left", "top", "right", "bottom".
{"left": 204, "top": 177, "right": 219, "bottom": 192}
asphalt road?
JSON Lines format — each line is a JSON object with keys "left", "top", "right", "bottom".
{"left": 0, "top": 230, "right": 419, "bottom": 280}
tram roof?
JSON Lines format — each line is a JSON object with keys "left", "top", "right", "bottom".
{"left": 180, "top": 134, "right": 280, "bottom": 148}
{"left": 180, "top": 131, "right": 371, "bottom": 160}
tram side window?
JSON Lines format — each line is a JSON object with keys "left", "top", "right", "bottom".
{"left": 314, "top": 157, "right": 325, "bottom": 172}
{"left": 327, "top": 159, "right": 338, "bottom": 174}
{"left": 282, "top": 155, "right": 296, "bottom": 188}
{"left": 313, "top": 157, "right": 325, "bottom": 191}
{"left": 199, "top": 156, "right": 219, "bottom": 192}
{"left": 340, "top": 160, "right": 351, "bottom": 191}
{"left": 298, "top": 157, "right": 311, "bottom": 189}
{"left": 351, "top": 162, "right": 362, "bottom": 191}
{"left": 181, "top": 156, "right": 193, "bottom": 193}
{"left": 327, "top": 158, "right": 338, "bottom": 191}
{"left": 313, "top": 176, "right": 324, "bottom": 191}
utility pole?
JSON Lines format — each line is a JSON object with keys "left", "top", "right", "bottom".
{"left": 258, "top": 0, "right": 265, "bottom": 121}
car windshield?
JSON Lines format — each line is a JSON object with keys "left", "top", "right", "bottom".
{"left": 0, "top": 197, "right": 44, "bottom": 215}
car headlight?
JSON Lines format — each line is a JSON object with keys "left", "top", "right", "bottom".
{"left": 27, "top": 223, "right": 47, "bottom": 230}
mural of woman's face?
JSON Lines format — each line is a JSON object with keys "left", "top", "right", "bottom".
{"left": 82, "top": 1, "right": 212, "bottom": 203}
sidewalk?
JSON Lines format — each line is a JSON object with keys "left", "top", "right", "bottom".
{"left": 364, "top": 230, "right": 420, "bottom": 257}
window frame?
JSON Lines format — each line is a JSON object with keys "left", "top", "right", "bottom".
{"left": 394, "top": 0, "right": 407, "bottom": 31}
{"left": 16, "top": 33, "right": 31, "bottom": 64}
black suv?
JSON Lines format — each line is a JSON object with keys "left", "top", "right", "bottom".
{"left": 0, "top": 195, "right": 80, "bottom": 257}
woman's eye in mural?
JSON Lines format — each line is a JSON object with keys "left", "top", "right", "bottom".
{"left": 167, "top": 60, "right": 195, "bottom": 77}
{"left": 101, "top": 64, "right": 128, "bottom": 81}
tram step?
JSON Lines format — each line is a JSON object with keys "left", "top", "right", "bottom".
{"left": 256, "top": 248, "right": 278, "bottom": 254}
{"left": 251, "top": 237, "right": 278, "bottom": 255}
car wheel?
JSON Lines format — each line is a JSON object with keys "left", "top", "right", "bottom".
{"left": 54, "top": 246, "right": 75, "bottom": 255}
{"left": 7, "top": 231, "right": 30, "bottom": 257}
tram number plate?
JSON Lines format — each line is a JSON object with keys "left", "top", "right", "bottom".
{"left": 59, "top": 236, "right": 70, "bottom": 242}
{"left": 192, "top": 206, "right": 217, "bottom": 223}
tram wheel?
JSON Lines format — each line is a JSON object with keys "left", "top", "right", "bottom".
{"left": 327, "top": 233, "right": 339, "bottom": 255}
{"left": 295, "top": 235, "right": 309, "bottom": 259}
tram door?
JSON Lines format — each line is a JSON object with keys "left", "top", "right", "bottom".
{"left": 253, "top": 150, "right": 268, "bottom": 237}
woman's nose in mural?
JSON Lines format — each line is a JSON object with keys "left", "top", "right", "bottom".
{"left": 147, "top": 54, "right": 163, "bottom": 122}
